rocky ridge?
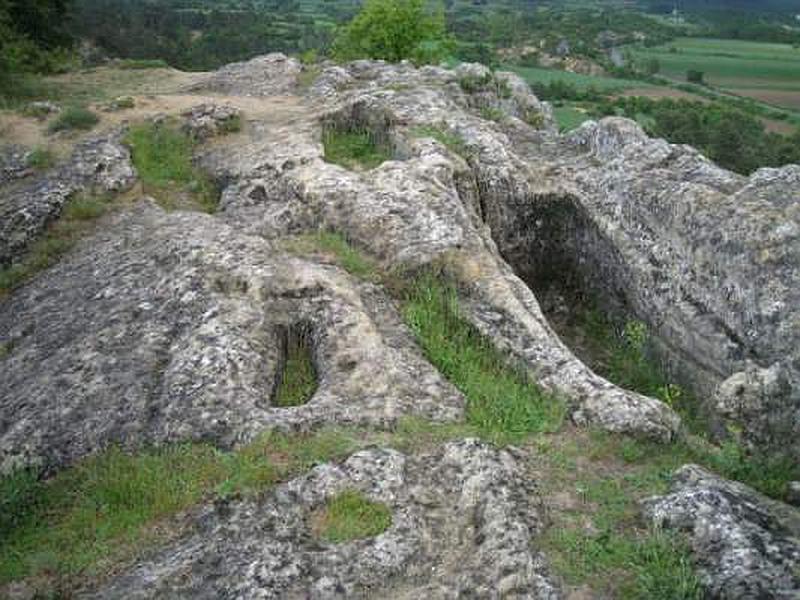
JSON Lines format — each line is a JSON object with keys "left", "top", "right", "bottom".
{"left": 0, "top": 53, "right": 798, "bottom": 598}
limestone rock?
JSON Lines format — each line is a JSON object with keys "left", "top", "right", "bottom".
{"left": 188, "top": 52, "right": 302, "bottom": 96}
{"left": 181, "top": 103, "right": 241, "bottom": 140}
{"left": 0, "top": 201, "right": 463, "bottom": 473}
{"left": 713, "top": 362, "right": 794, "bottom": 454}
{"left": 643, "top": 465, "right": 800, "bottom": 599}
{"left": 85, "top": 440, "right": 560, "bottom": 599}
{"left": 0, "top": 131, "right": 136, "bottom": 267}
{"left": 0, "top": 145, "right": 33, "bottom": 185}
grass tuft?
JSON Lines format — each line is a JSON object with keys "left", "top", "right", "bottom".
{"left": 322, "top": 127, "right": 392, "bottom": 170}
{"left": 47, "top": 106, "right": 99, "bottom": 134}
{"left": 402, "top": 275, "right": 565, "bottom": 441}
{"left": 27, "top": 147, "right": 56, "bottom": 170}
{"left": 411, "top": 124, "right": 472, "bottom": 159}
{"left": 125, "top": 122, "right": 218, "bottom": 212}
{"left": 311, "top": 490, "right": 392, "bottom": 543}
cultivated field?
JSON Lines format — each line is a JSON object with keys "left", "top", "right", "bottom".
{"left": 631, "top": 37, "right": 800, "bottom": 111}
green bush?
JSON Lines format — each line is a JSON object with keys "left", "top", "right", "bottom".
{"left": 333, "top": 0, "right": 452, "bottom": 64}
{"left": 47, "top": 107, "right": 99, "bottom": 133}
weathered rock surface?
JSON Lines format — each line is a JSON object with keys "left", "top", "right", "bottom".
{"left": 181, "top": 102, "right": 241, "bottom": 140}
{"left": 199, "top": 58, "right": 681, "bottom": 442}
{"left": 504, "top": 118, "right": 800, "bottom": 457}
{"left": 0, "top": 131, "right": 136, "bottom": 266}
{"left": 0, "top": 200, "right": 462, "bottom": 473}
{"left": 86, "top": 439, "right": 559, "bottom": 599}
{"left": 188, "top": 52, "right": 303, "bottom": 96}
{"left": 222, "top": 56, "right": 795, "bottom": 455}
{"left": 644, "top": 465, "right": 800, "bottom": 599}
{"left": 0, "top": 145, "right": 34, "bottom": 185}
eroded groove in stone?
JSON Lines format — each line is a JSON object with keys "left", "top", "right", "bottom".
{"left": 271, "top": 321, "right": 318, "bottom": 408}
{"left": 85, "top": 440, "right": 560, "bottom": 599}
{"left": 0, "top": 202, "right": 464, "bottom": 473}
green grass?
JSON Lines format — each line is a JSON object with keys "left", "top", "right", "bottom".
{"left": 563, "top": 306, "right": 800, "bottom": 501}
{"left": 47, "top": 106, "right": 99, "bottom": 134}
{"left": 125, "top": 122, "right": 218, "bottom": 212}
{"left": 553, "top": 105, "right": 591, "bottom": 132}
{"left": 631, "top": 38, "right": 800, "bottom": 88}
{"left": 508, "top": 64, "right": 646, "bottom": 93}
{"left": 0, "top": 193, "right": 113, "bottom": 296}
{"left": 27, "top": 147, "right": 56, "bottom": 170}
{"left": 282, "top": 231, "right": 380, "bottom": 282}
{"left": 273, "top": 324, "right": 318, "bottom": 408}
{"left": 322, "top": 127, "right": 392, "bottom": 170}
{"left": 402, "top": 275, "right": 566, "bottom": 442}
{"left": 411, "top": 125, "right": 472, "bottom": 159}
{"left": 312, "top": 490, "right": 392, "bottom": 543}
{"left": 0, "top": 429, "right": 361, "bottom": 586}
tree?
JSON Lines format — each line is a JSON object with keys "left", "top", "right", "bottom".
{"left": 332, "top": 0, "right": 452, "bottom": 64}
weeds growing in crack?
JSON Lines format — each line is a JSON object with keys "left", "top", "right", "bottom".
{"left": 125, "top": 122, "right": 218, "bottom": 212}
{"left": 0, "top": 429, "right": 362, "bottom": 587}
{"left": 402, "top": 274, "right": 566, "bottom": 442}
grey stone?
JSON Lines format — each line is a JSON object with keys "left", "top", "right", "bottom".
{"left": 84, "top": 440, "right": 560, "bottom": 599}
{"left": 187, "top": 52, "right": 302, "bottom": 96}
{"left": 0, "top": 201, "right": 463, "bottom": 473}
{"left": 0, "top": 130, "right": 136, "bottom": 267}
{"left": 0, "top": 145, "right": 33, "bottom": 185}
{"left": 644, "top": 464, "right": 800, "bottom": 599}
{"left": 181, "top": 103, "right": 241, "bottom": 140}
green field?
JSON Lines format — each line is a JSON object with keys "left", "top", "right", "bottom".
{"left": 631, "top": 38, "right": 800, "bottom": 109}
{"left": 507, "top": 65, "right": 651, "bottom": 93}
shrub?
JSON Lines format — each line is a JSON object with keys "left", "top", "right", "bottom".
{"left": 47, "top": 106, "right": 99, "bottom": 133}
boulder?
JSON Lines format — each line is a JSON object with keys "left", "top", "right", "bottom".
{"left": 644, "top": 465, "right": 800, "bottom": 599}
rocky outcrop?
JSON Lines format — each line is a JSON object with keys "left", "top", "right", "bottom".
{"left": 644, "top": 465, "right": 800, "bottom": 599}
{"left": 181, "top": 103, "right": 241, "bottom": 140}
{"left": 498, "top": 118, "right": 800, "bottom": 457}
{"left": 87, "top": 439, "right": 559, "bottom": 599}
{"left": 199, "top": 59, "right": 681, "bottom": 443}
{"left": 0, "top": 201, "right": 462, "bottom": 473}
{"left": 0, "top": 131, "right": 136, "bottom": 267}
{"left": 188, "top": 52, "right": 303, "bottom": 96}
